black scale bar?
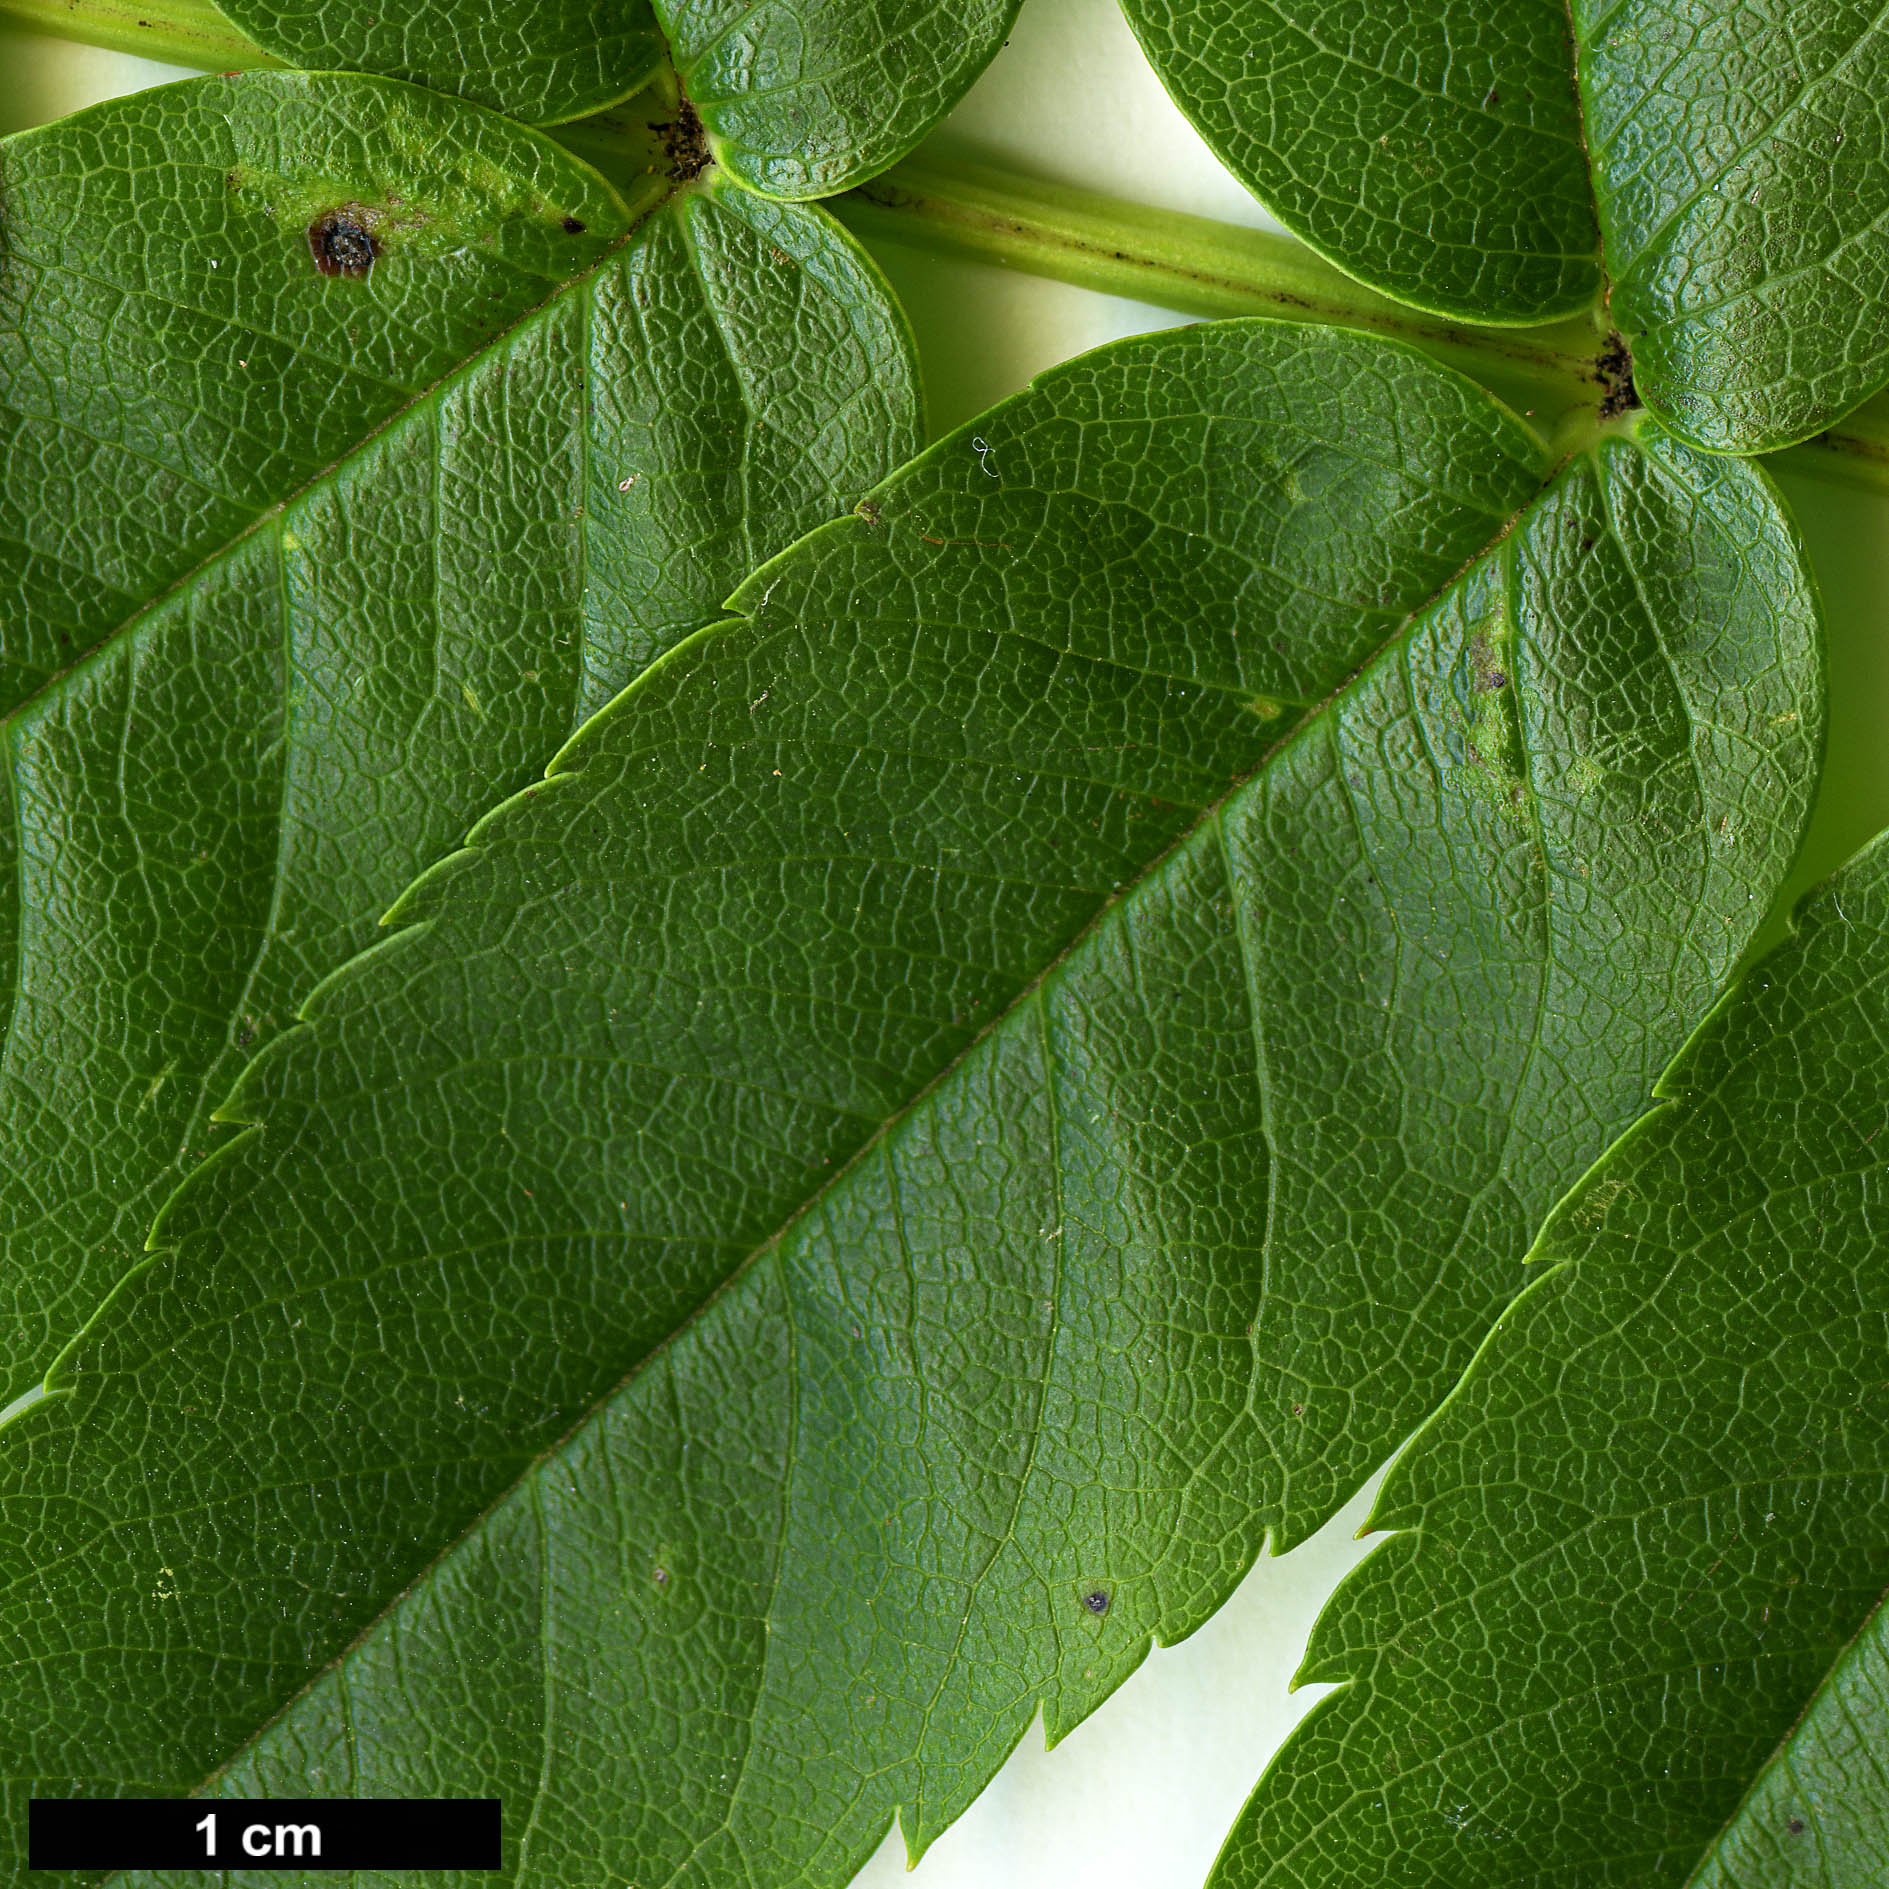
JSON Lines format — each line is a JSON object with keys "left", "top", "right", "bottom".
{"left": 29, "top": 1798, "right": 501, "bottom": 1871}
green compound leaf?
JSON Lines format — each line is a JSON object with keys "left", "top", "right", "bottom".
{"left": 0, "top": 324, "right": 1821, "bottom": 1884}
{"left": 1209, "top": 835, "right": 1889, "bottom": 1889}
{"left": 1119, "top": 0, "right": 1889, "bottom": 453}
{"left": 0, "top": 71, "right": 633, "bottom": 715}
{"left": 1587, "top": 1, "right": 1889, "bottom": 458}
{"left": 0, "top": 72, "right": 917, "bottom": 1417}
{"left": 207, "top": 0, "right": 666, "bottom": 125}
{"left": 205, "top": 0, "right": 1023, "bottom": 196}
{"left": 656, "top": 0, "right": 1025, "bottom": 199}
{"left": 1117, "top": 0, "right": 1599, "bottom": 329}
{"left": 1690, "top": 1596, "right": 1889, "bottom": 1888}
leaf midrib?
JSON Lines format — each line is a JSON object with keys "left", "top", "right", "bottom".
{"left": 0, "top": 169, "right": 694, "bottom": 1409}
{"left": 1594, "top": 0, "right": 1889, "bottom": 281}
{"left": 135, "top": 427, "right": 1571, "bottom": 1830}
{"left": 0, "top": 169, "right": 677, "bottom": 749}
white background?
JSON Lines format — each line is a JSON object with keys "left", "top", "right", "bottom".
{"left": 4, "top": 3, "right": 1888, "bottom": 1883}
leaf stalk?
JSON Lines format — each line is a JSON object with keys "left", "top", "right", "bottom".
{"left": 0, "top": 0, "right": 274, "bottom": 68}
{"left": 6, "top": 0, "right": 1889, "bottom": 490}
{"left": 833, "top": 154, "right": 1889, "bottom": 491}
{"left": 833, "top": 155, "right": 1611, "bottom": 429}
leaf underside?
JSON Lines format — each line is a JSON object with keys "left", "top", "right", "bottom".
{"left": 0, "top": 73, "right": 918, "bottom": 1437}
{"left": 0, "top": 71, "right": 632, "bottom": 717}
{"left": 1117, "top": 0, "right": 1599, "bottom": 327}
{"left": 1691, "top": 1591, "right": 1889, "bottom": 1888}
{"left": 207, "top": 0, "right": 1025, "bottom": 198}
{"left": 656, "top": 0, "right": 1026, "bottom": 199}
{"left": 1119, "top": 0, "right": 1889, "bottom": 454}
{"left": 207, "top": 0, "right": 666, "bottom": 125}
{"left": 1211, "top": 839, "right": 1889, "bottom": 1888}
{"left": 0, "top": 319, "right": 1823, "bottom": 1886}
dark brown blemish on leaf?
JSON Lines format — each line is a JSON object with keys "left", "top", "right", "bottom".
{"left": 562, "top": 216, "right": 587, "bottom": 234}
{"left": 1787, "top": 1818, "right": 1806, "bottom": 1836}
{"left": 1467, "top": 631, "right": 1507, "bottom": 695}
{"left": 308, "top": 210, "right": 378, "bottom": 279}
{"left": 1596, "top": 330, "right": 1639, "bottom": 421}
{"left": 1082, "top": 1590, "right": 1110, "bottom": 1616}
{"left": 656, "top": 98, "right": 713, "bottom": 183}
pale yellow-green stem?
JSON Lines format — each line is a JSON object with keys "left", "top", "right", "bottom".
{"left": 5, "top": 0, "right": 1889, "bottom": 488}
{"left": 0, "top": 0, "right": 273, "bottom": 67}
{"left": 832, "top": 157, "right": 1610, "bottom": 433}
{"left": 832, "top": 157, "right": 1889, "bottom": 491}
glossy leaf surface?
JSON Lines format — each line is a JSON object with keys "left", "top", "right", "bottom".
{"left": 1690, "top": 1597, "right": 1889, "bottom": 1889}
{"left": 206, "top": 0, "right": 1023, "bottom": 196}
{"left": 1120, "top": 0, "right": 1889, "bottom": 452}
{"left": 1588, "top": 0, "right": 1889, "bottom": 455}
{"left": 0, "top": 71, "right": 633, "bottom": 715}
{"left": 0, "top": 327, "right": 1822, "bottom": 1883}
{"left": 1117, "top": 0, "right": 1597, "bottom": 328}
{"left": 1211, "top": 837, "right": 1889, "bottom": 1889}
{"left": 208, "top": 0, "right": 664, "bottom": 124}
{"left": 655, "top": 0, "right": 1024, "bottom": 198}
{"left": 0, "top": 72, "right": 918, "bottom": 1412}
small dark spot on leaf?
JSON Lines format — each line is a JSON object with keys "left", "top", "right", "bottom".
{"left": 1485, "top": 669, "right": 1507, "bottom": 689}
{"left": 652, "top": 1566, "right": 669, "bottom": 1585}
{"left": 1483, "top": 86, "right": 1500, "bottom": 107}
{"left": 1082, "top": 1589, "right": 1110, "bottom": 1616}
{"left": 308, "top": 210, "right": 377, "bottom": 278}
{"left": 1787, "top": 1818, "right": 1806, "bottom": 1836}
{"left": 655, "top": 98, "right": 713, "bottom": 182}
{"left": 562, "top": 216, "right": 587, "bottom": 234}
{"left": 1596, "top": 330, "right": 1639, "bottom": 421}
